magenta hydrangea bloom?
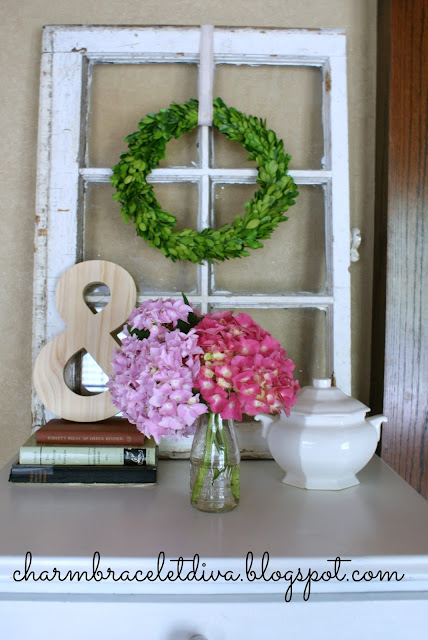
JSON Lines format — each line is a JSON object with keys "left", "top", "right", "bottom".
{"left": 194, "top": 311, "right": 300, "bottom": 420}
{"left": 108, "top": 299, "right": 207, "bottom": 443}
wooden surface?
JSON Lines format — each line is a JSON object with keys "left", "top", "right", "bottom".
{"left": 32, "top": 260, "right": 136, "bottom": 422}
{"left": 373, "top": 0, "right": 427, "bottom": 498}
{"left": 370, "top": 0, "right": 391, "bottom": 421}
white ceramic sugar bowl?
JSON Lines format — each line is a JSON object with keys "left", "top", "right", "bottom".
{"left": 256, "top": 379, "right": 387, "bottom": 490}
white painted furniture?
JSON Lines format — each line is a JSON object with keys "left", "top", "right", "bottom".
{"left": 1, "top": 456, "right": 427, "bottom": 638}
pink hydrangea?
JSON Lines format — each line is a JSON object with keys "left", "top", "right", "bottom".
{"left": 109, "top": 298, "right": 300, "bottom": 442}
{"left": 194, "top": 311, "right": 300, "bottom": 420}
{"left": 108, "top": 299, "right": 207, "bottom": 443}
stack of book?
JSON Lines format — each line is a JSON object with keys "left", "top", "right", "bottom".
{"left": 9, "top": 418, "right": 158, "bottom": 485}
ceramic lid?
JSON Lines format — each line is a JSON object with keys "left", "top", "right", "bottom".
{"left": 291, "top": 378, "right": 369, "bottom": 417}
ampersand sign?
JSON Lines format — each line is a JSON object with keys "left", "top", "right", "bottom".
{"left": 33, "top": 260, "right": 137, "bottom": 422}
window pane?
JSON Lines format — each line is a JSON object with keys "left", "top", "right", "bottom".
{"left": 88, "top": 63, "right": 199, "bottom": 167}
{"left": 81, "top": 352, "right": 109, "bottom": 395}
{"left": 84, "top": 182, "right": 198, "bottom": 294}
{"left": 152, "top": 182, "right": 200, "bottom": 232}
{"left": 212, "top": 184, "right": 326, "bottom": 293}
{"left": 213, "top": 65, "right": 324, "bottom": 170}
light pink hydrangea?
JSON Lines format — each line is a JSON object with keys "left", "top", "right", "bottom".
{"left": 108, "top": 299, "right": 207, "bottom": 443}
{"left": 194, "top": 311, "right": 300, "bottom": 421}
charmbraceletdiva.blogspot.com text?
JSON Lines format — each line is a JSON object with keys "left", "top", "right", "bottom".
{"left": 12, "top": 551, "right": 405, "bottom": 602}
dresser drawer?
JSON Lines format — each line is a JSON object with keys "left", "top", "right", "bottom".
{"left": 1, "top": 594, "right": 427, "bottom": 639}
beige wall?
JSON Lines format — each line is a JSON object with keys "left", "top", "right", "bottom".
{"left": 0, "top": 0, "right": 377, "bottom": 467}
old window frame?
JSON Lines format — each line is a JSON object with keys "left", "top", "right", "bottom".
{"left": 32, "top": 25, "right": 352, "bottom": 455}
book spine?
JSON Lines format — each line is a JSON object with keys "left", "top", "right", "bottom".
{"left": 35, "top": 433, "right": 145, "bottom": 445}
{"left": 19, "top": 445, "right": 156, "bottom": 467}
{"left": 9, "top": 465, "right": 157, "bottom": 484}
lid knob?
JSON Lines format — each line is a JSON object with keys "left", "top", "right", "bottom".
{"left": 313, "top": 378, "right": 332, "bottom": 389}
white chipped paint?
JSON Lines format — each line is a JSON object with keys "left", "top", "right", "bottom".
{"left": 43, "top": 25, "right": 346, "bottom": 58}
{"left": 80, "top": 167, "right": 333, "bottom": 183}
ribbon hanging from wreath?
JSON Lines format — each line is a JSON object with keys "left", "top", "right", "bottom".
{"left": 110, "top": 29, "right": 299, "bottom": 264}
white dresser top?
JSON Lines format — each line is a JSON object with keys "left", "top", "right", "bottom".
{"left": 0, "top": 456, "right": 427, "bottom": 599}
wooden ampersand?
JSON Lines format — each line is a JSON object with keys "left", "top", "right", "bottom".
{"left": 33, "top": 260, "right": 137, "bottom": 422}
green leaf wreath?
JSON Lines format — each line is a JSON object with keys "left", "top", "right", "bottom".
{"left": 111, "top": 97, "right": 299, "bottom": 263}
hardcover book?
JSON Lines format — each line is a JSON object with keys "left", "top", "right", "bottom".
{"left": 34, "top": 418, "right": 145, "bottom": 445}
{"left": 8, "top": 462, "right": 157, "bottom": 485}
{"left": 18, "top": 433, "right": 157, "bottom": 467}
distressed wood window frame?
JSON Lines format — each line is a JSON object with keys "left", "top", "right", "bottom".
{"left": 32, "top": 26, "right": 352, "bottom": 455}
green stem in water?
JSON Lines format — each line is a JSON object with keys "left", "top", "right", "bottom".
{"left": 218, "top": 413, "right": 240, "bottom": 502}
{"left": 191, "top": 411, "right": 216, "bottom": 503}
{"left": 214, "top": 412, "right": 226, "bottom": 452}
{"left": 229, "top": 465, "right": 240, "bottom": 502}
{"left": 191, "top": 412, "right": 239, "bottom": 505}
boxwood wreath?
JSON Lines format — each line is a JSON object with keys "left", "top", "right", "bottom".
{"left": 111, "top": 97, "right": 299, "bottom": 263}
